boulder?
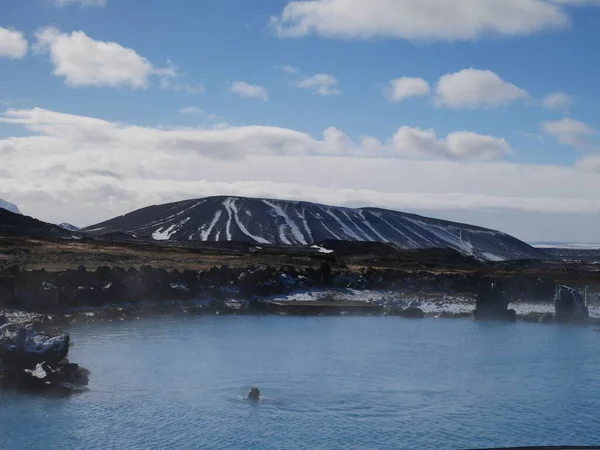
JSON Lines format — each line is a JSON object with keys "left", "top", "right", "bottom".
{"left": 538, "top": 313, "right": 555, "bottom": 324}
{"left": 389, "top": 306, "right": 425, "bottom": 319}
{"left": 3, "top": 361, "right": 90, "bottom": 392}
{"left": 474, "top": 278, "right": 516, "bottom": 322}
{"left": 0, "top": 323, "right": 70, "bottom": 369}
{"left": 555, "top": 286, "right": 589, "bottom": 324}
{"left": 0, "top": 321, "right": 89, "bottom": 393}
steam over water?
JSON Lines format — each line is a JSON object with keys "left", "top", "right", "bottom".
{"left": 2, "top": 316, "right": 600, "bottom": 449}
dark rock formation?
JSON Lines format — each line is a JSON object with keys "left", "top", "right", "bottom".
{"left": 538, "top": 313, "right": 555, "bottom": 324}
{"left": 0, "top": 322, "right": 89, "bottom": 393}
{"left": 474, "top": 278, "right": 516, "bottom": 322}
{"left": 555, "top": 286, "right": 589, "bottom": 324}
{"left": 389, "top": 307, "right": 425, "bottom": 319}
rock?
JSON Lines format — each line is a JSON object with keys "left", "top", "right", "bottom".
{"left": 555, "top": 285, "right": 589, "bottom": 324}
{"left": 474, "top": 278, "right": 516, "bottom": 322}
{"left": 319, "top": 262, "right": 332, "bottom": 287}
{"left": 3, "top": 361, "right": 89, "bottom": 392}
{"left": 0, "top": 314, "right": 6, "bottom": 326}
{"left": 538, "top": 313, "right": 554, "bottom": 324}
{"left": 389, "top": 307, "right": 425, "bottom": 319}
{"left": 0, "top": 323, "right": 70, "bottom": 369}
{"left": 0, "top": 319, "right": 89, "bottom": 393}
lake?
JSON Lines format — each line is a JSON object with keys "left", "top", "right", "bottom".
{"left": 2, "top": 315, "right": 600, "bottom": 449}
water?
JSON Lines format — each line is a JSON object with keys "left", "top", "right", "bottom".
{"left": 2, "top": 316, "right": 600, "bottom": 449}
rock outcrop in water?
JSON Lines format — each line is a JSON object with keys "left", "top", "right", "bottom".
{"left": 0, "top": 319, "right": 89, "bottom": 392}
{"left": 473, "top": 278, "right": 517, "bottom": 322}
{"left": 554, "top": 286, "right": 589, "bottom": 324}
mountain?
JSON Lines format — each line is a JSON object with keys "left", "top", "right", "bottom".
{"left": 84, "top": 196, "right": 548, "bottom": 261}
{"left": 58, "top": 223, "right": 80, "bottom": 232}
{"left": 0, "top": 208, "right": 75, "bottom": 239}
{"left": 0, "top": 199, "right": 21, "bottom": 215}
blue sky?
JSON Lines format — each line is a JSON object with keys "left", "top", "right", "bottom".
{"left": 2, "top": 0, "right": 600, "bottom": 241}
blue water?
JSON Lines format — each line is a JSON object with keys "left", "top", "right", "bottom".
{"left": 2, "top": 316, "right": 600, "bottom": 449}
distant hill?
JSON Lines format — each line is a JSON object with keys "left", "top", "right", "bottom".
{"left": 84, "top": 196, "right": 549, "bottom": 262}
{"left": 0, "top": 199, "right": 21, "bottom": 215}
{"left": 58, "top": 223, "right": 80, "bottom": 232}
{"left": 0, "top": 208, "right": 75, "bottom": 239}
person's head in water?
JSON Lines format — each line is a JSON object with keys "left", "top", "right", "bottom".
{"left": 248, "top": 387, "right": 260, "bottom": 401}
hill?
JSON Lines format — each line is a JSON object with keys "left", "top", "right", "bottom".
{"left": 84, "top": 196, "right": 548, "bottom": 261}
{"left": 0, "top": 208, "right": 75, "bottom": 239}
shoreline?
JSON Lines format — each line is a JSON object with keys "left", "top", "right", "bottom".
{"left": 3, "top": 289, "right": 599, "bottom": 329}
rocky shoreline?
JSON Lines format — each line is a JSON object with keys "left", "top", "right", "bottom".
{"left": 0, "top": 262, "right": 595, "bottom": 325}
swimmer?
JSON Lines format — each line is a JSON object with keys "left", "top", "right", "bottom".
{"left": 248, "top": 387, "right": 260, "bottom": 402}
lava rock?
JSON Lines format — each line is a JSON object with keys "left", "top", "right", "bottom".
{"left": 474, "top": 278, "right": 516, "bottom": 322}
{"left": 389, "top": 307, "right": 425, "bottom": 319}
{"left": 555, "top": 285, "right": 589, "bottom": 324}
{"left": 0, "top": 323, "right": 70, "bottom": 369}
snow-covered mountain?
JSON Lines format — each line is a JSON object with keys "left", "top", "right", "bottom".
{"left": 84, "top": 196, "right": 548, "bottom": 261}
{"left": 0, "top": 198, "right": 21, "bottom": 215}
{"left": 58, "top": 223, "right": 80, "bottom": 232}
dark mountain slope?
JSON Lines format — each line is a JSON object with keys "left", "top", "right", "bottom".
{"left": 0, "top": 208, "right": 75, "bottom": 239}
{"left": 84, "top": 196, "right": 548, "bottom": 261}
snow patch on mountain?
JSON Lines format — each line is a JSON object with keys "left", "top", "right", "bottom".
{"left": 58, "top": 223, "right": 80, "bottom": 232}
{"left": 0, "top": 199, "right": 21, "bottom": 215}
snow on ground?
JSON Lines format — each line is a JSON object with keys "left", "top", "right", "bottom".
{"left": 152, "top": 224, "right": 178, "bottom": 241}
{"left": 310, "top": 245, "right": 334, "bottom": 254}
{"left": 533, "top": 243, "right": 600, "bottom": 250}
{"left": 264, "top": 288, "right": 600, "bottom": 318}
{"left": 481, "top": 252, "right": 506, "bottom": 262}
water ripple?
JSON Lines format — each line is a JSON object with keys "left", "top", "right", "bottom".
{"left": 3, "top": 316, "right": 600, "bottom": 449}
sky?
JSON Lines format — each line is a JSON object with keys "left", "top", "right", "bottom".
{"left": 1, "top": 0, "right": 600, "bottom": 242}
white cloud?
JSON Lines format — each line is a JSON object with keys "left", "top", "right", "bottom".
{"left": 276, "top": 65, "right": 299, "bottom": 74}
{"left": 0, "top": 27, "right": 28, "bottom": 59}
{"left": 293, "top": 74, "right": 341, "bottom": 96}
{"left": 271, "top": 0, "right": 569, "bottom": 41}
{"left": 542, "top": 118, "right": 596, "bottom": 149}
{"left": 229, "top": 81, "right": 269, "bottom": 101}
{"left": 576, "top": 154, "right": 600, "bottom": 172}
{"left": 34, "top": 26, "right": 153, "bottom": 88}
{"left": 156, "top": 61, "right": 205, "bottom": 94}
{"left": 392, "top": 127, "right": 511, "bottom": 160}
{"left": 551, "top": 0, "right": 600, "bottom": 5}
{"left": 542, "top": 92, "right": 574, "bottom": 111}
{"left": 5, "top": 107, "right": 600, "bottom": 241}
{"left": 435, "top": 68, "right": 529, "bottom": 109}
{"left": 50, "top": 0, "right": 107, "bottom": 6}
{"left": 32, "top": 27, "right": 202, "bottom": 92}
{"left": 384, "top": 77, "right": 430, "bottom": 103}
{"left": 179, "top": 106, "right": 204, "bottom": 115}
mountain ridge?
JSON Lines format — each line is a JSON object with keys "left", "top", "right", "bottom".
{"left": 0, "top": 199, "right": 21, "bottom": 215}
{"left": 84, "top": 195, "right": 547, "bottom": 262}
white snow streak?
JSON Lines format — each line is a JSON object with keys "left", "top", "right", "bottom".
{"left": 323, "top": 208, "right": 364, "bottom": 241}
{"left": 263, "top": 200, "right": 308, "bottom": 245}
{"left": 152, "top": 224, "right": 178, "bottom": 240}
{"left": 297, "top": 207, "right": 314, "bottom": 243}
{"left": 222, "top": 199, "right": 233, "bottom": 241}
{"left": 200, "top": 210, "right": 223, "bottom": 241}
{"left": 358, "top": 211, "right": 389, "bottom": 243}
{"left": 226, "top": 198, "right": 270, "bottom": 244}
{"left": 482, "top": 252, "right": 506, "bottom": 262}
